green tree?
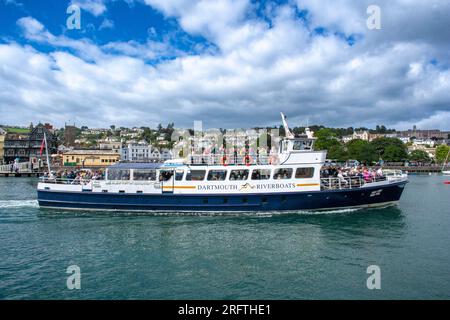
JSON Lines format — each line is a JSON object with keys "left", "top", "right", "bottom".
{"left": 383, "top": 144, "right": 407, "bottom": 161}
{"left": 347, "top": 139, "right": 377, "bottom": 164}
{"left": 408, "top": 150, "right": 430, "bottom": 162}
{"left": 435, "top": 144, "right": 450, "bottom": 164}
{"left": 315, "top": 128, "right": 341, "bottom": 150}
{"left": 327, "top": 144, "right": 348, "bottom": 161}
{"left": 370, "top": 137, "right": 407, "bottom": 161}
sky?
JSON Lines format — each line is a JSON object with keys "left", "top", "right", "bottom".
{"left": 0, "top": 0, "right": 449, "bottom": 130}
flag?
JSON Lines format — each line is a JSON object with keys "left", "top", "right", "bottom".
{"left": 40, "top": 138, "right": 46, "bottom": 156}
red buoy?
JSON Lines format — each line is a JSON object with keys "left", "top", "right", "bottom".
{"left": 444, "top": 181, "right": 450, "bottom": 185}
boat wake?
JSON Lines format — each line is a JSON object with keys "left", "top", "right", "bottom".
{"left": 0, "top": 200, "right": 39, "bottom": 209}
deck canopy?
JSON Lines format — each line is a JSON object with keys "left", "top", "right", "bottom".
{"left": 107, "top": 163, "right": 163, "bottom": 170}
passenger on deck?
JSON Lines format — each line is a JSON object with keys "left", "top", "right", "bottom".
{"left": 337, "top": 170, "right": 348, "bottom": 185}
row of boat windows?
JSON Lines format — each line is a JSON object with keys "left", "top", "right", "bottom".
{"left": 107, "top": 167, "right": 315, "bottom": 181}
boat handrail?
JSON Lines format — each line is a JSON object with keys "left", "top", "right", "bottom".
{"left": 320, "top": 175, "right": 388, "bottom": 190}
{"left": 39, "top": 177, "right": 100, "bottom": 185}
{"left": 382, "top": 169, "right": 404, "bottom": 176}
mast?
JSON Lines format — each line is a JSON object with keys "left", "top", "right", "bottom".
{"left": 44, "top": 131, "right": 52, "bottom": 177}
{"left": 442, "top": 148, "right": 450, "bottom": 172}
{"left": 280, "top": 112, "right": 295, "bottom": 139}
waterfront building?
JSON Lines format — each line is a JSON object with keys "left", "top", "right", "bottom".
{"left": 62, "top": 150, "right": 120, "bottom": 167}
{"left": 407, "top": 144, "right": 436, "bottom": 159}
{"left": 121, "top": 142, "right": 153, "bottom": 161}
{"left": 150, "top": 148, "right": 160, "bottom": 160}
{"left": 342, "top": 132, "right": 399, "bottom": 143}
{"left": 398, "top": 137, "right": 411, "bottom": 144}
{"left": 156, "top": 135, "right": 169, "bottom": 146}
{"left": 64, "top": 125, "right": 78, "bottom": 146}
{"left": 342, "top": 135, "right": 353, "bottom": 143}
{"left": 80, "top": 128, "right": 110, "bottom": 136}
{"left": 120, "top": 128, "right": 144, "bottom": 139}
{"left": 0, "top": 128, "right": 5, "bottom": 164}
{"left": 353, "top": 130, "right": 370, "bottom": 141}
{"left": 160, "top": 148, "right": 173, "bottom": 161}
{"left": 98, "top": 138, "right": 122, "bottom": 154}
{"left": 3, "top": 123, "right": 57, "bottom": 163}
{"left": 412, "top": 138, "right": 435, "bottom": 147}
{"left": 397, "top": 126, "right": 450, "bottom": 139}
{"left": 340, "top": 130, "right": 369, "bottom": 142}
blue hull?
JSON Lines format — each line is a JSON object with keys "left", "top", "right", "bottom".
{"left": 37, "top": 181, "right": 407, "bottom": 212}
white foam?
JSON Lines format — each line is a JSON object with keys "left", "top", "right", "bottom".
{"left": 0, "top": 200, "right": 39, "bottom": 208}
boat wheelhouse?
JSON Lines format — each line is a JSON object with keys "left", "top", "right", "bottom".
{"left": 37, "top": 125, "right": 408, "bottom": 212}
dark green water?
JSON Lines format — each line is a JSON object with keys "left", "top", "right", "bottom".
{"left": 0, "top": 175, "right": 449, "bottom": 299}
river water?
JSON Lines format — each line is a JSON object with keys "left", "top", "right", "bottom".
{"left": 0, "top": 175, "right": 449, "bottom": 299}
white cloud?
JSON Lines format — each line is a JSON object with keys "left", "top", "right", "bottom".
{"left": 17, "top": 17, "right": 45, "bottom": 36}
{"left": 4, "top": 0, "right": 23, "bottom": 7}
{"left": 70, "top": 0, "right": 107, "bottom": 16}
{"left": 99, "top": 18, "right": 114, "bottom": 30}
{"left": 2, "top": 1, "right": 450, "bottom": 130}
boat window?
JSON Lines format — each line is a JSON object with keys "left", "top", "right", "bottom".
{"left": 186, "top": 170, "right": 206, "bottom": 181}
{"left": 133, "top": 169, "right": 157, "bottom": 181}
{"left": 175, "top": 170, "right": 184, "bottom": 181}
{"left": 251, "top": 169, "right": 271, "bottom": 180}
{"left": 159, "top": 170, "right": 174, "bottom": 182}
{"left": 273, "top": 168, "right": 293, "bottom": 180}
{"left": 108, "top": 169, "right": 130, "bottom": 181}
{"left": 295, "top": 167, "right": 315, "bottom": 178}
{"left": 293, "top": 140, "right": 313, "bottom": 150}
{"left": 207, "top": 170, "right": 227, "bottom": 181}
{"left": 229, "top": 169, "right": 249, "bottom": 181}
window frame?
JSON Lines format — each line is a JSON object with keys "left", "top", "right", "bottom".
{"left": 295, "top": 167, "right": 315, "bottom": 179}
{"left": 251, "top": 169, "right": 272, "bottom": 180}
{"left": 133, "top": 169, "right": 157, "bottom": 181}
{"left": 273, "top": 168, "right": 293, "bottom": 180}
{"left": 185, "top": 170, "right": 207, "bottom": 181}
{"left": 229, "top": 169, "right": 249, "bottom": 181}
{"left": 207, "top": 170, "right": 228, "bottom": 181}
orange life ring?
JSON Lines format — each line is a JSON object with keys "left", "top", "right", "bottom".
{"left": 269, "top": 155, "right": 279, "bottom": 165}
{"left": 244, "top": 155, "right": 253, "bottom": 166}
{"left": 220, "top": 156, "right": 229, "bottom": 166}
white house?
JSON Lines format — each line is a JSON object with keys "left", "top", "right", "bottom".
{"left": 121, "top": 142, "right": 152, "bottom": 161}
{"left": 160, "top": 148, "right": 173, "bottom": 161}
{"left": 398, "top": 137, "right": 411, "bottom": 144}
{"left": 412, "top": 138, "right": 435, "bottom": 147}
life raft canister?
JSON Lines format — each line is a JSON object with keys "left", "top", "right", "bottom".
{"left": 244, "top": 155, "right": 253, "bottom": 166}
{"left": 220, "top": 155, "right": 229, "bottom": 166}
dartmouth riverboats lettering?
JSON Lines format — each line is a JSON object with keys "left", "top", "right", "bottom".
{"left": 255, "top": 183, "right": 296, "bottom": 190}
{"left": 197, "top": 183, "right": 296, "bottom": 192}
{"left": 197, "top": 185, "right": 239, "bottom": 191}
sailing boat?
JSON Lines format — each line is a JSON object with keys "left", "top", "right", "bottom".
{"left": 442, "top": 148, "right": 450, "bottom": 175}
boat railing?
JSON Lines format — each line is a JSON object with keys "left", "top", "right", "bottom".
{"left": 320, "top": 175, "right": 388, "bottom": 190}
{"left": 187, "top": 153, "right": 274, "bottom": 166}
{"left": 382, "top": 169, "right": 404, "bottom": 177}
{"left": 39, "top": 177, "right": 102, "bottom": 185}
{"left": 0, "top": 162, "right": 34, "bottom": 173}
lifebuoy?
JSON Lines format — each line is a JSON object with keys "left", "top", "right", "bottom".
{"left": 220, "top": 155, "right": 229, "bottom": 166}
{"left": 244, "top": 155, "right": 253, "bottom": 166}
{"left": 269, "top": 155, "right": 279, "bottom": 165}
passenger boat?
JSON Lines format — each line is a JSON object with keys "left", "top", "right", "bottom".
{"left": 37, "top": 116, "right": 408, "bottom": 212}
